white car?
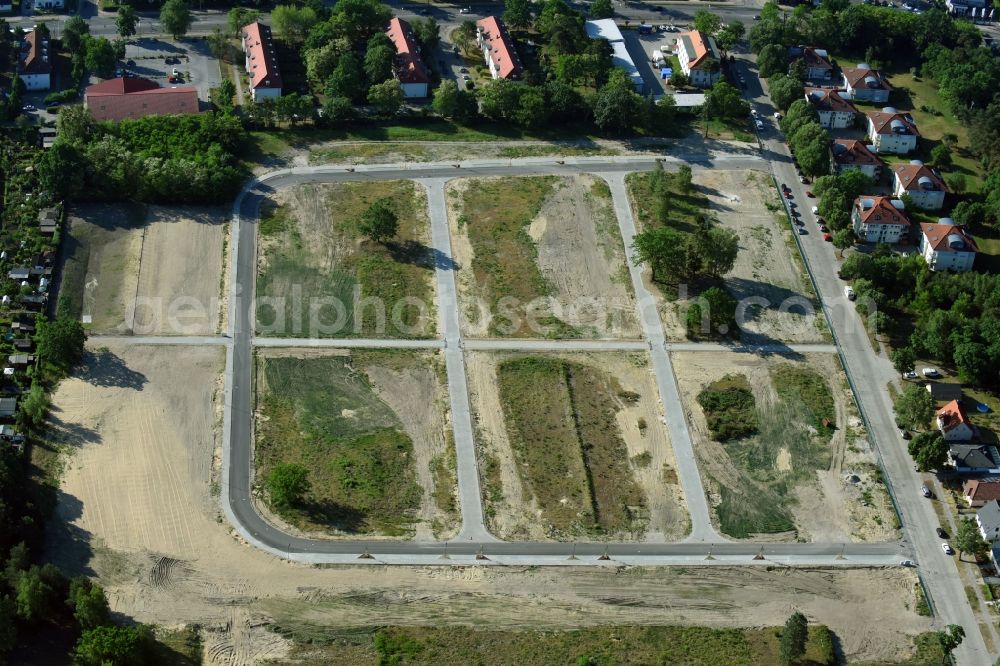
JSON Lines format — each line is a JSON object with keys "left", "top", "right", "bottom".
{"left": 899, "top": 559, "right": 915, "bottom": 567}
{"left": 903, "top": 370, "right": 918, "bottom": 379}
{"left": 750, "top": 108, "right": 759, "bottom": 117}
{"left": 459, "top": 7, "right": 470, "bottom": 12}
{"left": 810, "top": 206, "right": 819, "bottom": 214}
{"left": 922, "top": 368, "right": 941, "bottom": 378}
{"left": 942, "top": 543, "right": 954, "bottom": 555}
{"left": 844, "top": 286, "right": 855, "bottom": 301}
{"left": 774, "top": 111, "right": 782, "bottom": 120}
{"left": 172, "top": 67, "right": 180, "bottom": 76}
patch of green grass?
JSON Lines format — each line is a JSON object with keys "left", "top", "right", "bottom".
{"left": 256, "top": 181, "right": 435, "bottom": 338}
{"left": 497, "top": 355, "right": 645, "bottom": 538}
{"left": 258, "top": 201, "right": 291, "bottom": 237}
{"left": 278, "top": 624, "right": 844, "bottom": 665}
{"left": 150, "top": 626, "right": 201, "bottom": 666}
{"left": 772, "top": 364, "right": 836, "bottom": 431}
{"left": 625, "top": 170, "right": 711, "bottom": 237}
{"left": 256, "top": 354, "right": 422, "bottom": 535}
{"left": 697, "top": 374, "right": 758, "bottom": 441}
{"left": 459, "top": 176, "right": 573, "bottom": 337}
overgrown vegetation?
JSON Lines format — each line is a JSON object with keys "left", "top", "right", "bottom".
{"left": 697, "top": 374, "right": 758, "bottom": 441}
{"left": 256, "top": 181, "right": 435, "bottom": 338}
{"left": 771, "top": 365, "right": 835, "bottom": 431}
{"left": 497, "top": 355, "right": 645, "bottom": 538}
{"left": 256, "top": 354, "right": 422, "bottom": 535}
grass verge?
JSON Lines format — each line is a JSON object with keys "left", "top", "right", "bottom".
{"left": 497, "top": 355, "right": 645, "bottom": 537}
{"left": 256, "top": 354, "right": 422, "bottom": 535}
{"left": 256, "top": 181, "right": 435, "bottom": 338}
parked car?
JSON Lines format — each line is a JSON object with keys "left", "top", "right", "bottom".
{"left": 899, "top": 559, "right": 915, "bottom": 567}
{"left": 799, "top": 175, "right": 809, "bottom": 184}
{"left": 921, "top": 485, "right": 932, "bottom": 498}
{"left": 784, "top": 191, "right": 793, "bottom": 199}
{"left": 806, "top": 190, "right": 814, "bottom": 197}
{"left": 459, "top": 6, "right": 470, "bottom": 12}
{"left": 168, "top": 75, "right": 179, "bottom": 83}
{"left": 172, "top": 67, "right": 180, "bottom": 76}
{"left": 922, "top": 368, "right": 941, "bottom": 378}
{"left": 903, "top": 370, "right": 917, "bottom": 379}
{"left": 21, "top": 104, "right": 35, "bottom": 112}
{"left": 810, "top": 206, "right": 819, "bottom": 214}
{"left": 774, "top": 111, "right": 782, "bottom": 120}
{"left": 781, "top": 182, "right": 789, "bottom": 191}
{"left": 462, "top": 74, "right": 471, "bottom": 81}
{"left": 900, "top": 429, "right": 910, "bottom": 439}
{"left": 755, "top": 119, "right": 764, "bottom": 130}
{"left": 797, "top": 227, "right": 807, "bottom": 234}
{"left": 844, "top": 286, "right": 855, "bottom": 301}
{"left": 936, "top": 527, "right": 948, "bottom": 538}
{"left": 460, "top": 67, "right": 468, "bottom": 73}
{"left": 823, "top": 233, "right": 832, "bottom": 242}
{"left": 942, "top": 543, "right": 954, "bottom": 555}
{"left": 819, "top": 224, "right": 828, "bottom": 232}
{"left": 750, "top": 108, "right": 759, "bottom": 117}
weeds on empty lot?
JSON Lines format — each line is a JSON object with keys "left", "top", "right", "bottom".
{"left": 772, "top": 365, "right": 836, "bottom": 431}
{"left": 497, "top": 355, "right": 645, "bottom": 538}
{"left": 256, "top": 355, "right": 421, "bottom": 535}
{"left": 697, "top": 374, "right": 758, "bottom": 441}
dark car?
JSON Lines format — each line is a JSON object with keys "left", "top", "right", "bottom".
{"left": 936, "top": 527, "right": 948, "bottom": 538}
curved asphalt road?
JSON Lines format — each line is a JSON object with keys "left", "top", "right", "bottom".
{"left": 222, "top": 156, "right": 906, "bottom": 565}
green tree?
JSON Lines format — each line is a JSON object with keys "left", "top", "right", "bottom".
{"left": 115, "top": 6, "right": 138, "bottom": 39}
{"left": 693, "top": 10, "right": 721, "bottom": 36}
{"left": 305, "top": 40, "right": 346, "bottom": 83}
{"left": 63, "top": 15, "right": 90, "bottom": 53}
{"left": 593, "top": 71, "right": 644, "bottom": 133}
{"left": 895, "top": 383, "right": 936, "bottom": 431}
{"left": 412, "top": 17, "right": 440, "bottom": 53}
{"left": 768, "top": 74, "right": 804, "bottom": 112}
{"left": 56, "top": 104, "right": 95, "bottom": 145}
{"left": 937, "top": 625, "right": 965, "bottom": 658}
{"left": 67, "top": 578, "right": 111, "bottom": 631}
{"left": 779, "top": 612, "right": 808, "bottom": 666}
{"left": 832, "top": 228, "right": 853, "bottom": 249}
{"left": 757, "top": 43, "right": 788, "bottom": 78}
{"left": 271, "top": 5, "right": 319, "bottom": 45}
{"left": 85, "top": 37, "right": 117, "bottom": 79}
{"left": 704, "top": 81, "right": 749, "bottom": 120}
{"left": 73, "top": 625, "right": 154, "bottom": 666}
{"left": 633, "top": 227, "right": 688, "bottom": 283}
{"left": 676, "top": 164, "right": 693, "bottom": 193}
{"left": 228, "top": 7, "right": 261, "bottom": 36}
{"left": 207, "top": 28, "right": 230, "bottom": 60}
{"left": 951, "top": 200, "right": 986, "bottom": 229}
{"left": 265, "top": 463, "right": 311, "bottom": 508}
{"left": 328, "top": 0, "right": 393, "bottom": 43}
{"left": 696, "top": 286, "right": 738, "bottom": 338}
{"left": 504, "top": 0, "right": 532, "bottom": 29}
{"left": 363, "top": 32, "right": 396, "bottom": 84}
{"left": 358, "top": 198, "right": 399, "bottom": 243}
{"left": 20, "top": 383, "right": 49, "bottom": 429}
{"left": 432, "top": 80, "right": 477, "bottom": 122}
{"left": 160, "top": 0, "right": 193, "bottom": 40}
{"left": 715, "top": 21, "right": 745, "bottom": 55}
{"left": 589, "top": 0, "right": 614, "bottom": 19}
{"left": 699, "top": 227, "right": 739, "bottom": 278}
{"left": 891, "top": 347, "right": 916, "bottom": 377}
{"left": 325, "top": 52, "right": 363, "bottom": 102}
{"left": 930, "top": 144, "right": 952, "bottom": 169}
{"left": 367, "top": 79, "right": 403, "bottom": 116}
{"left": 954, "top": 517, "right": 990, "bottom": 562}
{"left": 37, "top": 316, "right": 87, "bottom": 375}
{"left": 908, "top": 431, "right": 948, "bottom": 472}
{"left": 212, "top": 78, "right": 236, "bottom": 111}
{"left": 0, "top": 595, "right": 15, "bottom": 658}
{"left": 322, "top": 95, "right": 355, "bottom": 123}
{"left": 16, "top": 566, "right": 55, "bottom": 622}
{"left": 454, "top": 20, "right": 477, "bottom": 57}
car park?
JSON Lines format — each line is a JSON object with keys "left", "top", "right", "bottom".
{"left": 942, "top": 543, "right": 954, "bottom": 555}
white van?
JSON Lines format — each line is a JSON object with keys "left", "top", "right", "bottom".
{"left": 844, "top": 286, "right": 855, "bottom": 301}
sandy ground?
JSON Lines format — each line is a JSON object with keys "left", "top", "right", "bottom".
{"left": 132, "top": 206, "right": 228, "bottom": 336}
{"left": 43, "top": 344, "right": 926, "bottom": 664}
{"left": 672, "top": 351, "right": 898, "bottom": 543}
{"left": 67, "top": 205, "right": 227, "bottom": 335}
{"left": 465, "top": 350, "right": 687, "bottom": 541}
{"left": 446, "top": 176, "right": 639, "bottom": 339}
{"left": 252, "top": 348, "right": 459, "bottom": 541}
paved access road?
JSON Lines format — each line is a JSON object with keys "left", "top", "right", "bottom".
{"left": 734, "top": 56, "right": 992, "bottom": 663}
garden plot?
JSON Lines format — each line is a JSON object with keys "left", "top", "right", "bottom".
{"left": 672, "top": 351, "right": 897, "bottom": 542}
{"left": 254, "top": 349, "right": 458, "bottom": 539}
{"left": 447, "top": 175, "right": 639, "bottom": 339}
{"left": 59, "top": 204, "right": 227, "bottom": 334}
{"left": 256, "top": 181, "right": 436, "bottom": 339}
{"left": 466, "top": 350, "right": 687, "bottom": 541}
{"left": 626, "top": 169, "right": 823, "bottom": 343}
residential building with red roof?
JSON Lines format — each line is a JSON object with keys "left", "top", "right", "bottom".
{"left": 676, "top": 30, "right": 721, "bottom": 88}
{"left": 84, "top": 77, "right": 200, "bottom": 122}
{"left": 938, "top": 399, "right": 975, "bottom": 441}
{"left": 476, "top": 16, "right": 522, "bottom": 80}
{"left": 841, "top": 64, "right": 892, "bottom": 103}
{"left": 866, "top": 107, "right": 919, "bottom": 154}
{"left": 892, "top": 161, "right": 947, "bottom": 211}
{"left": 920, "top": 221, "right": 978, "bottom": 272}
{"left": 242, "top": 21, "right": 282, "bottom": 102}
{"left": 831, "top": 139, "right": 884, "bottom": 179}
{"left": 964, "top": 479, "right": 1000, "bottom": 507}
{"left": 386, "top": 18, "right": 430, "bottom": 98}
{"left": 788, "top": 46, "right": 832, "bottom": 80}
{"left": 804, "top": 88, "right": 857, "bottom": 129}
{"left": 18, "top": 29, "right": 51, "bottom": 91}
{"left": 851, "top": 196, "right": 909, "bottom": 244}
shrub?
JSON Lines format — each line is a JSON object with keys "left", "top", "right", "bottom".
{"left": 697, "top": 374, "right": 758, "bottom": 441}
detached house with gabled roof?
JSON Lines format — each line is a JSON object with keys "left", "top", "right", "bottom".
{"left": 851, "top": 196, "right": 909, "bottom": 244}
{"left": 920, "top": 221, "right": 978, "bottom": 272}
{"left": 788, "top": 46, "right": 832, "bottom": 81}
{"left": 477, "top": 16, "right": 522, "bottom": 80}
{"left": 832, "top": 139, "right": 884, "bottom": 179}
{"left": 866, "top": 107, "right": 919, "bottom": 154}
{"left": 892, "top": 161, "right": 947, "bottom": 211}
{"left": 242, "top": 21, "right": 282, "bottom": 102}
{"left": 964, "top": 478, "right": 1000, "bottom": 507}
{"left": 841, "top": 64, "right": 892, "bottom": 103}
{"left": 676, "top": 30, "right": 722, "bottom": 88}
{"left": 938, "top": 399, "right": 975, "bottom": 441}
{"left": 18, "top": 29, "right": 51, "bottom": 91}
{"left": 387, "top": 18, "right": 430, "bottom": 98}
{"left": 804, "top": 87, "right": 858, "bottom": 129}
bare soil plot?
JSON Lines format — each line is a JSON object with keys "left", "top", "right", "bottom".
{"left": 447, "top": 175, "right": 639, "bottom": 339}
{"left": 254, "top": 349, "right": 458, "bottom": 539}
{"left": 466, "top": 350, "right": 687, "bottom": 541}
{"left": 256, "top": 181, "right": 436, "bottom": 339}
{"left": 58, "top": 204, "right": 227, "bottom": 334}
{"left": 626, "top": 169, "right": 823, "bottom": 343}
{"left": 673, "top": 351, "right": 898, "bottom": 542}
